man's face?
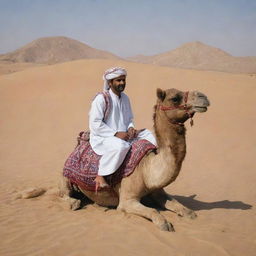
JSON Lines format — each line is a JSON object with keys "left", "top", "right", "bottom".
{"left": 109, "top": 75, "right": 126, "bottom": 94}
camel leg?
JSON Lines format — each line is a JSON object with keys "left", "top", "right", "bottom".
{"left": 59, "top": 176, "right": 81, "bottom": 211}
{"left": 118, "top": 199, "right": 175, "bottom": 231}
{"left": 150, "top": 189, "right": 197, "bottom": 219}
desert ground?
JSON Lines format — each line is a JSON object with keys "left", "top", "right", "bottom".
{"left": 0, "top": 60, "right": 44, "bottom": 76}
{"left": 0, "top": 59, "right": 255, "bottom": 256}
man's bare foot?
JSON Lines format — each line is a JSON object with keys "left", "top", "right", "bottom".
{"left": 94, "top": 175, "right": 110, "bottom": 191}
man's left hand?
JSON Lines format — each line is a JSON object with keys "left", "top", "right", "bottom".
{"left": 128, "top": 127, "right": 137, "bottom": 140}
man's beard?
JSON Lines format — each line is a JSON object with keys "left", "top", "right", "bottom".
{"left": 116, "top": 85, "right": 125, "bottom": 92}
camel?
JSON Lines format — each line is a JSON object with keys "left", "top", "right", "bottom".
{"left": 59, "top": 88, "right": 210, "bottom": 231}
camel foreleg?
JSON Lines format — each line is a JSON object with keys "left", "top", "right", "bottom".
{"left": 59, "top": 176, "right": 81, "bottom": 210}
{"left": 150, "top": 189, "right": 197, "bottom": 219}
{"left": 118, "top": 199, "right": 174, "bottom": 231}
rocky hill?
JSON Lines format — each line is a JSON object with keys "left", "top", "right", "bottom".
{"left": 128, "top": 41, "right": 256, "bottom": 73}
{"left": 0, "top": 36, "right": 120, "bottom": 64}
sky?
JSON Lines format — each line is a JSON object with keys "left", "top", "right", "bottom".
{"left": 0, "top": 0, "right": 255, "bottom": 57}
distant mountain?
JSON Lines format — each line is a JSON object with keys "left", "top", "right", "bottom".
{"left": 0, "top": 36, "right": 121, "bottom": 64}
{"left": 128, "top": 41, "right": 256, "bottom": 73}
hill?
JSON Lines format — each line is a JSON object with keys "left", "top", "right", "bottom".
{"left": 128, "top": 41, "right": 256, "bottom": 73}
{"left": 0, "top": 36, "right": 121, "bottom": 64}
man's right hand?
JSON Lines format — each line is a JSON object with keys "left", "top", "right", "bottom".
{"left": 115, "top": 132, "right": 129, "bottom": 141}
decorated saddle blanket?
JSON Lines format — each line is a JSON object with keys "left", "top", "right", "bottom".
{"left": 63, "top": 131, "right": 157, "bottom": 191}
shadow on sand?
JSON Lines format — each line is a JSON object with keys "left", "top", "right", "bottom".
{"left": 73, "top": 189, "right": 252, "bottom": 212}
{"left": 171, "top": 194, "right": 253, "bottom": 211}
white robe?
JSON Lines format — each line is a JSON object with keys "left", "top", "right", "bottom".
{"left": 89, "top": 89, "right": 156, "bottom": 176}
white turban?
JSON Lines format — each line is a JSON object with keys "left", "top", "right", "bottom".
{"left": 103, "top": 67, "right": 127, "bottom": 91}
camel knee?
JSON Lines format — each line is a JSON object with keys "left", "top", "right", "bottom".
{"left": 59, "top": 176, "right": 72, "bottom": 197}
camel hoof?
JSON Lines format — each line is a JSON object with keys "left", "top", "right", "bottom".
{"left": 178, "top": 208, "right": 197, "bottom": 219}
{"left": 159, "top": 220, "right": 175, "bottom": 232}
{"left": 188, "top": 210, "right": 197, "bottom": 219}
{"left": 70, "top": 199, "right": 81, "bottom": 211}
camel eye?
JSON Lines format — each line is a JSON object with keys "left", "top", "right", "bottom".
{"left": 171, "top": 96, "right": 179, "bottom": 103}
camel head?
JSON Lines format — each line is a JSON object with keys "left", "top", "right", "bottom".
{"left": 156, "top": 88, "right": 210, "bottom": 125}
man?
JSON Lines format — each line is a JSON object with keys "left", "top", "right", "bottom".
{"left": 89, "top": 67, "right": 156, "bottom": 189}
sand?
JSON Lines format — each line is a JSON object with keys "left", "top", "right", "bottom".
{"left": 0, "top": 61, "right": 44, "bottom": 75}
{"left": 0, "top": 59, "right": 255, "bottom": 256}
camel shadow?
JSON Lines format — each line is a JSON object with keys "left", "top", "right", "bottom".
{"left": 74, "top": 190, "right": 252, "bottom": 212}
{"left": 171, "top": 194, "right": 253, "bottom": 211}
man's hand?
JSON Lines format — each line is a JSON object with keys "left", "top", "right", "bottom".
{"left": 128, "top": 127, "right": 137, "bottom": 140}
{"left": 115, "top": 132, "right": 129, "bottom": 141}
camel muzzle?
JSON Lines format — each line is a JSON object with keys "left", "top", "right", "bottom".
{"left": 189, "top": 91, "right": 210, "bottom": 113}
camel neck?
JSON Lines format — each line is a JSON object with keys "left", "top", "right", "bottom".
{"left": 154, "top": 109, "right": 187, "bottom": 169}
{"left": 137, "top": 106, "right": 188, "bottom": 190}
{"left": 144, "top": 129, "right": 186, "bottom": 190}
{"left": 144, "top": 110, "right": 187, "bottom": 189}
{"left": 154, "top": 110, "right": 186, "bottom": 149}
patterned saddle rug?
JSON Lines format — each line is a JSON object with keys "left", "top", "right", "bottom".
{"left": 63, "top": 131, "right": 157, "bottom": 191}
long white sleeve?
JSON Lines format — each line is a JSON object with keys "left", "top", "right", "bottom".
{"left": 126, "top": 97, "right": 134, "bottom": 129}
{"left": 89, "top": 95, "right": 117, "bottom": 137}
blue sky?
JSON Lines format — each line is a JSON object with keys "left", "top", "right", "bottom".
{"left": 0, "top": 0, "right": 255, "bottom": 57}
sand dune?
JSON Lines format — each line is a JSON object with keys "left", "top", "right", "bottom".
{"left": 0, "top": 36, "right": 120, "bottom": 64}
{"left": 128, "top": 41, "right": 256, "bottom": 74}
{"left": 0, "top": 59, "right": 255, "bottom": 256}
{"left": 0, "top": 60, "right": 44, "bottom": 75}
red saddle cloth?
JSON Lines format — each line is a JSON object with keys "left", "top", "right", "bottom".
{"left": 63, "top": 132, "right": 156, "bottom": 191}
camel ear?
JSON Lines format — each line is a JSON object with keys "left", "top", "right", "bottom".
{"left": 157, "top": 88, "right": 166, "bottom": 101}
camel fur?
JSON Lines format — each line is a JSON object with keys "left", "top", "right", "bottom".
{"left": 59, "top": 88, "right": 210, "bottom": 231}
